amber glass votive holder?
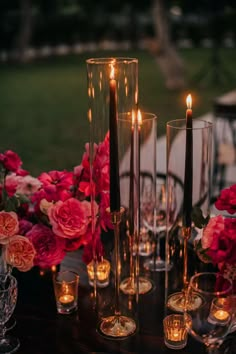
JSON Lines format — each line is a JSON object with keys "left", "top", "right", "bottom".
{"left": 53, "top": 271, "right": 79, "bottom": 315}
{"left": 208, "top": 297, "right": 231, "bottom": 325}
{"left": 163, "top": 314, "right": 188, "bottom": 350}
{"left": 87, "top": 259, "right": 111, "bottom": 288}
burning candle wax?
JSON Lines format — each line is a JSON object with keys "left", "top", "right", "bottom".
{"left": 59, "top": 294, "right": 74, "bottom": 304}
{"left": 59, "top": 283, "right": 75, "bottom": 305}
{"left": 109, "top": 63, "right": 120, "bottom": 212}
{"left": 183, "top": 94, "right": 193, "bottom": 228}
{"left": 171, "top": 328, "right": 181, "bottom": 341}
{"left": 87, "top": 259, "right": 110, "bottom": 288}
{"left": 213, "top": 310, "right": 229, "bottom": 321}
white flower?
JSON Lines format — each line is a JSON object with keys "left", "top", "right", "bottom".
{"left": 16, "top": 175, "right": 42, "bottom": 196}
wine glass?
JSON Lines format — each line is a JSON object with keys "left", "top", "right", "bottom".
{"left": 184, "top": 272, "right": 234, "bottom": 353}
{"left": 141, "top": 182, "right": 168, "bottom": 271}
{"left": 0, "top": 274, "right": 20, "bottom": 353}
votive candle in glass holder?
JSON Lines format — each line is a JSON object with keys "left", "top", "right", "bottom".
{"left": 208, "top": 297, "right": 231, "bottom": 325}
{"left": 53, "top": 271, "right": 79, "bottom": 315}
{"left": 163, "top": 314, "right": 189, "bottom": 350}
{"left": 87, "top": 259, "right": 111, "bottom": 288}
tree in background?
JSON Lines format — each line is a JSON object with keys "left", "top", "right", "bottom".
{"left": 150, "top": 0, "right": 186, "bottom": 90}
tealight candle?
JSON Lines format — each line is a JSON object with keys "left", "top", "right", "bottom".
{"left": 209, "top": 297, "right": 231, "bottom": 325}
{"left": 59, "top": 294, "right": 74, "bottom": 305}
{"left": 53, "top": 271, "right": 79, "bottom": 315}
{"left": 213, "top": 309, "right": 229, "bottom": 321}
{"left": 163, "top": 314, "right": 189, "bottom": 350}
{"left": 87, "top": 259, "right": 110, "bottom": 288}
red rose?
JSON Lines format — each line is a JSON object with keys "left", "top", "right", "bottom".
{"left": 26, "top": 224, "right": 65, "bottom": 268}
{"left": 0, "top": 150, "right": 22, "bottom": 172}
{"left": 207, "top": 218, "right": 236, "bottom": 265}
{"left": 215, "top": 184, "right": 236, "bottom": 215}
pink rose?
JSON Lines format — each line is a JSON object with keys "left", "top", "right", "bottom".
{"left": 215, "top": 184, "right": 236, "bottom": 215}
{"left": 65, "top": 233, "right": 88, "bottom": 252}
{"left": 0, "top": 211, "right": 19, "bottom": 244}
{"left": 93, "top": 133, "right": 110, "bottom": 194}
{"left": 5, "top": 235, "right": 36, "bottom": 272}
{"left": 19, "top": 219, "right": 33, "bottom": 235}
{"left": 26, "top": 224, "right": 65, "bottom": 268}
{"left": 99, "top": 192, "right": 113, "bottom": 231}
{"left": 82, "top": 225, "right": 104, "bottom": 264}
{"left": 207, "top": 218, "right": 236, "bottom": 265}
{"left": 48, "top": 198, "right": 92, "bottom": 239}
{"left": 38, "top": 170, "right": 73, "bottom": 202}
{"left": 201, "top": 215, "right": 224, "bottom": 249}
{"left": 0, "top": 150, "right": 22, "bottom": 172}
{"left": 5, "top": 173, "right": 21, "bottom": 197}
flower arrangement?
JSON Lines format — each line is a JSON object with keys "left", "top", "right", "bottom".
{"left": 195, "top": 184, "right": 236, "bottom": 292}
{"left": 0, "top": 134, "right": 111, "bottom": 272}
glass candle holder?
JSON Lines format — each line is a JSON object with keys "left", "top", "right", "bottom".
{"left": 87, "top": 259, "right": 110, "bottom": 288}
{"left": 53, "top": 271, "right": 79, "bottom": 315}
{"left": 208, "top": 297, "right": 231, "bottom": 325}
{"left": 166, "top": 119, "right": 213, "bottom": 312}
{"left": 163, "top": 314, "right": 189, "bottom": 350}
{"left": 87, "top": 57, "right": 139, "bottom": 338}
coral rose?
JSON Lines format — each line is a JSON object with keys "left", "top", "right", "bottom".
{"left": 0, "top": 211, "right": 19, "bottom": 244}
{"left": 26, "top": 224, "right": 65, "bottom": 268}
{"left": 5, "top": 235, "right": 36, "bottom": 272}
{"left": 48, "top": 198, "right": 93, "bottom": 239}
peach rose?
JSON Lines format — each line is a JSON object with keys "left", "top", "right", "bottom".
{"left": 0, "top": 211, "right": 19, "bottom": 244}
{"left": 48, "top": 198, "right": 93, "bottom": 239}
{"left": 5, "top": 235, "right": 36, "bottom": 272}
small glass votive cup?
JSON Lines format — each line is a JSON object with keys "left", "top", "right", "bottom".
{"left": 163, "top": 314, "right": 188, "bottom": 350}
{"left": 87, "top": 259, "right": 110, "bottom": 288}
{"left": 53, "top": 270, "right": 79, "bottom": 315}
{"left": 208, "top": 297, "right": 231, "bottom": 325}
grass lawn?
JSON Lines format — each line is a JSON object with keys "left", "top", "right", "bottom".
{"left": 0, "top": 48, "right": 235, "bottom": 176}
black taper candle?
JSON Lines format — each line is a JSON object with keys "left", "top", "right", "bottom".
{"left": 129, "top": 114, "right": 134, "bottom": 235}
{"left": 183, "top": 94, "right": 193, "bottom": 228}
{"left": 109, "top": 65, "right": 121, "bottom": 212}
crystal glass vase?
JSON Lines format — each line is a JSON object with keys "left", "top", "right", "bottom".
{"left": 165, "top": 119, "right": 213, "bottom": 312}
{"left": 0, "top": 274, "right": 19, "bottom": 353}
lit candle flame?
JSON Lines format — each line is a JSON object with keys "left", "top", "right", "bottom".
{"left": 131, "top": 110, "right": 135, "bottom": 127}
{"left": 110, "top": 64, "right": 115, "bottom": 80}
{"left": 51, "top": 265, "right": 57, "bottom": 272}
{"left": 137, "top": 109, "right": 142, "bottom": 127}
{"left": 186, "top": 94, "right": 192, "bottom": 109}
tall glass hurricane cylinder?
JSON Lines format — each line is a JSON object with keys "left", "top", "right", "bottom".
{"left": 166, "top": 119, "right": 213, "bottom": 313}
{"left": 86, "top": 58, "right": 138, "bottom": 338}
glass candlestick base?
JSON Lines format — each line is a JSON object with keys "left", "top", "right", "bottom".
{"left": 99, "top": 315, "right": 136, "bottom": 338}
{"left": 120, "top": 276, "right": 153, "bottom": 295}
{"left": 144, "top": 258, "right": 172, "bottom": 272}
{"left": 167, "top": 291, "right": 202, "bottom": 313}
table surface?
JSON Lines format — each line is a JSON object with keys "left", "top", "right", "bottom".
{"left": 12, "top": 254, "right": 236, "bottom": 354}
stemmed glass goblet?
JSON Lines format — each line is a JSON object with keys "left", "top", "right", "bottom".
{"left": 0, "top": 274, "right": 19, "bottom": 353}
{"left": 184, "top": 272, "right": 234, "bottom": 354}
{"left": 141, "top": 183, "right": 168, "bottom": 271}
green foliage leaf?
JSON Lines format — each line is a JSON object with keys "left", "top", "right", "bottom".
{"left": 195, "top": 239, "right": 211, "bottom": 264}
{"left": 192, "top": 206, "right": 210, "bottom": 229}
{"left": 16, "top": 193, "right": 30, "bottom": 205}
{"left": 4, "top": 195, "right": 19, "bottom": 212}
